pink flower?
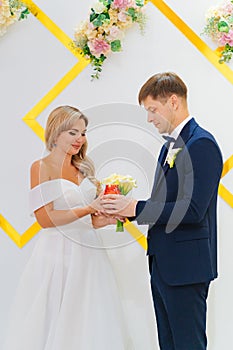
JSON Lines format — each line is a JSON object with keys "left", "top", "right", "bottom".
{"left": 87, "top": 22, "right": 95, "bottom": 30}
{"left": 108, "top": 25, "right": 121, "bottom": 40}
{"left": 113, "top": 0, "right": 129, "bottom": 10}
{"left": 219, "top": 29, "right": 233, "bottom": 46}
{"left": 221, "top": 2, "right": 233, "bottom": 15}
{"left": 118, "top": 10, "right": 128, "bottom": 22}
{"left": 88, "top": 38, "right": 110, "bottom": 58}
{"left": 127, "top": 0, "right": 138, "bottom": 8}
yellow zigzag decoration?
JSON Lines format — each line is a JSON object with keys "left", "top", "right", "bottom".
{"left": 219, "top": 155, "right": 233, "bottom": 208}
{"left": 149, "top": 0, "right": 233, "bottom": 208}
{"left": 22, "top": 62, "right": 90, "bottom": 141}
{"left": 1, "top": 0, "right": 232, "bottom": 248}
{"left": 150, "top": 0, "right": 233, "bottom": 84}
{"left": 21, "top": 0, "right": 90, "bottom": 141}
{"left": 0, "top": 214, "right": 41, "bottom": 248}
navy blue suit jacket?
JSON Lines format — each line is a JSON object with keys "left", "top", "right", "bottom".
{"left": 136, "top": 118, "right": 223, "bottom": 286}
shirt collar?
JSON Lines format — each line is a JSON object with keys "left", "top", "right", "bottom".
{"left": 166, "top": 115, "right": 193, "bottom": 141}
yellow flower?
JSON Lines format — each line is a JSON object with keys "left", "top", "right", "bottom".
{"left": 108, "top": 8, "right": 119, "bottom": 25}
{"left": 102, "top": 173, "right": 137, "bottom": 195}
{"left": 118, "top": 17, "right": 133, "bottom": 30}
{"left": 166, "top": 148, "right": 182, "bottom": 168}
{"left": 0, "top": 0, "right": 17, "bottom": 36}
{"left": 96, "top": 27, "right": 105, "bottom": 35}
{"left": 86, "top": 29, "right": 98, "bottom": 40}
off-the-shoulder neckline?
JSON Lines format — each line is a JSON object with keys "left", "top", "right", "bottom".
{"left": 31, "top": 177, "right": 88, "bottom": 190}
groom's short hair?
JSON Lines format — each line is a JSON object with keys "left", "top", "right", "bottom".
{"left": 138, "top": 72, "right": 187, "bottom": 104}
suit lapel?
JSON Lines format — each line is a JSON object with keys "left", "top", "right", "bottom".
{"left": 151, "top": 118, "right": 198, "bottom": 198}
{"left": 151, "top": 144, "right": 167, "bottom": 198}
{"left": 173, "top": 118, "right": 198, "bottom": 149}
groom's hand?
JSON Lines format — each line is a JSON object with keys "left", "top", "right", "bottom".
{"left": 101, "top": 194, "right": 137, "bottom": 217}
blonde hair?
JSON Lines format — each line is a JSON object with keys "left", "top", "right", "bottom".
{"left": 45, "top": 105, "right": 101, "bottom": 194}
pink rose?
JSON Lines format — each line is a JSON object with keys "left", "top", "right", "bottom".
{"left": 127, "top": 0, "right": 137, "bottom": 8}
{"left": 118, "top": 10, "right": 128, "bottom": 22}
{"left": 88, "top": 39, "right": 110, "bottom": 58}
{"left": 221, "top": 3, "right": 233, "bottom": 15}
{"left": 219, "top": 29, "right": 233, "bottom": 46}
{"left": 87, "top": 22, "right": 95, "bottom": 30}
{"left": 113, "top": 0, "right": 129, "bottom": 10}
{"left": 108, "top": 25, "right": 121, "bottom": 40}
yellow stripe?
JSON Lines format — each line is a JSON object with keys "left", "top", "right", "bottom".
{"left": 20, "top": 222, "right": 41, "bottom": 248}
{"left": 22, "top": 0, "right": 84, "bottom": 60}
{"left": 124, "top": 219, "right": 147, "bottom": 250}
{"left": 221, "top": 155, "right": 233, "bottom": 178}
{"left": 0, "top": 214, "right": 21, "bottom": 247}
{"left": 0, "top": 215, "right": 41, "bottom": 248}
{"left": 218, "top": 184, "right": 233, "bottom": 208}
{"left": 218, "top": 155, "right": 233, "bottom": 207}
{"left": 22, "top": 61, "right": 89, "bottom": 141}
{"left": 149, "top": 0, "right": 233, "bottom": 85}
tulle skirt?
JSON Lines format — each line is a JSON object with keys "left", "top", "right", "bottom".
{"left": 3, "top": 229, "right": 157, "bottom": 350}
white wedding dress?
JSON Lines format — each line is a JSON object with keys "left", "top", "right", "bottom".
{"left": 3, "top": 178, "right": 157, "bottom": 350}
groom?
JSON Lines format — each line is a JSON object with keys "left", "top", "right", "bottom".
{"left": 101, "top": 72, "right": 223, "bottom": 349}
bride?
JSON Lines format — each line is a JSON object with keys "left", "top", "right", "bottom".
{"left": 3, "top": 105, "right": 157, "bottom": 350}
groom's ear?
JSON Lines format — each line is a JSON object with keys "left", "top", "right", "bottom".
{"left": 169, "top": 94, "right": 179, "bottom": 111}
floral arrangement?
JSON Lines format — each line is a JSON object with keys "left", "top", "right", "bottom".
{"left": 0, "top": 0, "right": 29, "bottom": 37}
{"left": 74, "top": 0, "right": 146, "bottom": 79}
{"left": 203, "top": 0, "right": 233, "bottom": 63}
{"left": 166, "top": 148, "right": 182, "bottom": 168}
{"left": 102, "top": 173, "right": 137, "bottom": 231}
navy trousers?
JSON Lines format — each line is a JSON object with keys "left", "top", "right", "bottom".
{"left": 149, "top": 256, "right": 210, "bottom": 350}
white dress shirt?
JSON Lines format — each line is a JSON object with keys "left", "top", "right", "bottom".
{"left": 163, "top": 115, "right": 193, "bottom": 165}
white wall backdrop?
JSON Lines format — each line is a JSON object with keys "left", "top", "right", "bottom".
{"left": 1, "top": 0, "right": 233, "bottom": 348}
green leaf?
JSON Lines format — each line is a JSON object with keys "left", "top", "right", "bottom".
{"left": 93, "top": 18, "right": 103, "bottom": 27}
{"left": 99, "top": 0, "right": 113, "bottom": 5}
{"left": 127, "top": 8, "right": 137, "bottom": 21}
{"left": 93, "top": 12, "right": 110, "bottom": 27}
{"left": 225, "top": 43, "right": 233, "bottom": 52}
{"left": 82, "top": 44, "right": 91, "bottom": 56}
{"left": 218, "top": 20, "right": 229, "bottom": 33}
{"left": 219, "top": 43, "right": 233, "bottom": 63}
{"left": 103, "top": 12, "right": 110, "bottom": 20}
{"left": 135, "top": 0, "right": 144, "bottom": 7}
{"left": 90, "top": 9, "right": 98, "bottom": 22}
{"left": 19, "top": 8, "right": 30, "bottom": 20}
{"left": 111, "top": 40, "right": 122, "bottom": 52}
{"left": 98, "top": 13, "right": 108, "bottom": 21}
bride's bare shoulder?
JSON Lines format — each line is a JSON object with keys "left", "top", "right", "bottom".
{"left": 30, "top": 158, "right": 50, "bottom": 188}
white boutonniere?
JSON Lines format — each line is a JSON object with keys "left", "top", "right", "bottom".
{"left": 166, "top": 148, "right": 182, "bottom": 168}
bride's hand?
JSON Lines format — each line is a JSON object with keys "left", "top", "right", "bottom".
{"left": 91, "top": 212, "right": 126, "bottom": 229}
{"left": 88, "top": 192, "right": 105, "bottom": 213}
{"left": 91, "top": 214, "right": 117, "bottom": 229}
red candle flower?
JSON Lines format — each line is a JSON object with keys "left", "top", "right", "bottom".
{"left": 102, "top": 174, "right": 137, "bottom": 232}
{"left": 104, "top": 184, "right": 121, "bottom": 195}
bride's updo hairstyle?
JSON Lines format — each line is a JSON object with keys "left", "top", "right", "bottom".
{"left": 45, "top": 105, "right": 101, "bottom": 193}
